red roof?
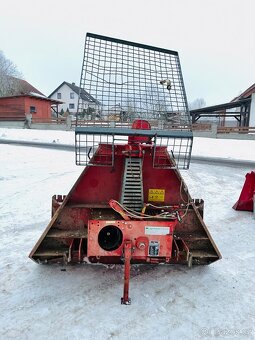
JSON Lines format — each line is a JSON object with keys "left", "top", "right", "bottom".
{"left": 9, "top": 77, "right": 45, "bottom": 96}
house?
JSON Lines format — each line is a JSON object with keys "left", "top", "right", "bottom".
{"left": 0, "top": 94, "right": 62, "bottom": 122}
{"left": 102, "top": 104, "right": 126, "bottom": 121}
{"left": 48, "top": 81, "right": 100, "bottom": 116}
{"left": 0, "top": 77, "right": 62, "bottom": 122}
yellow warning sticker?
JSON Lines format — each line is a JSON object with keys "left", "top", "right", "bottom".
{"left": 148, "top": 189, "right": 165, "bottom": 202}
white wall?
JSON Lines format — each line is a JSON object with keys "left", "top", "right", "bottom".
{"left": 49, "top": 83, "right": 78, "bottom": 114}
{"left": 49, "top": 83, "right": 100, "bottom": 115}
{"left": 249, "top": 93, "right": 255, "bottom": 126}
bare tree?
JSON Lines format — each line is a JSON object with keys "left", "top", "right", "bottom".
{"left": 189, "top": 98, "right": 206, "bottom": 110}
{"left": 0, "top": 51, "right": 23, "bottom": 97}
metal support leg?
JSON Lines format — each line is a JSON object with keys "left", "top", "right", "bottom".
{"left": 121, "top": 240, "right": 132, "bottom": 305}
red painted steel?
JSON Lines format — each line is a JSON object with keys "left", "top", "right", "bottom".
{"left": 128, "top": 119, "right": 152, "bottom": 144}
{"left": 69, "top": 144, "right": 184, "bottom": 206}
{"left": 233, "top": 171, "right": 255, "bottom": 211}
{"left": 29, "top": 119, "right": 221, "bottom": 304}
{"left": 121, "top": 241, "right": 132, "bottom": 305}
{"left": 87, "top": 220, "right": 176, "bottom": 262}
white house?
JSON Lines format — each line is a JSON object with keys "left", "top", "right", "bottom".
{"left": 48, "top": 81, "right": 100, "bottom": 115}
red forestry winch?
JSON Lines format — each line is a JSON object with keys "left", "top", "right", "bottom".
{"left": 29, "top": 33, "right": 221, "bottom": 304}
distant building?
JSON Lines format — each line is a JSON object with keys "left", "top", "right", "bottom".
{"left": 231, "top": 83, "right": 255, "bottom": 103}
{"left": 0, "top": 78, "right": 62, "bottom": 122}
{"left": 232, "top": 83, "right": 255, "bottom": 127}
{"left": 0, "top": 94, "right": 61, "bottom": 122}
{"left": 102, "top": 104, "right": 125, "bottom": 121}
{"left": 190, "top": 83, "right": 255, "bottom": 128}
{"left": 48, "top": 81, "right": 100, "bottom": 115}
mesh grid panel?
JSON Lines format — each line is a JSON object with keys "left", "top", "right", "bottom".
{"left": 76, "top": 33, "right": 193, "bottom": 169}
{"left": 78, "top": 33, "right": 191, "bottom": 128}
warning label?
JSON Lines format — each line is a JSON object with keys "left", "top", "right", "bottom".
{"left": 145, "top": 226, "right": 170, "bottom": 235}
{"left": 148, "top": 241, "right": 160, "bottom": 256}
{"left": 148, "top": 189, "right": 165, "bottom": 202}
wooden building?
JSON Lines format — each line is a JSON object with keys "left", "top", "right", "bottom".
{"left": 0, "top": 94, "right": 61, "bottom": 121}
{"left": 190, "top": 83, "right": 255, "bottom": 128}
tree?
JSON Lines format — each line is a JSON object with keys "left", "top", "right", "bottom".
{"left": 189, "top": 98, "right": 206, "bottom": 110}
{"left": 0, "top": 50, "right": 23, "bottom": 97}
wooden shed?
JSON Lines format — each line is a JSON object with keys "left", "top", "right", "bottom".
{"left": 0, "top": 94, "right": 61, "bottom": 121}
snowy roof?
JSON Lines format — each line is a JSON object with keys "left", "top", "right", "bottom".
{"left": 29, "top": 91, "right": 47, "bottom": 98}
{"left": 48, "top": 81, "right": 100, "bottom": 105}
{"left": 0, "top": 93, "right": 63, "bottom": 104}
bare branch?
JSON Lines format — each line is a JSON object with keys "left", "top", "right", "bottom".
{"left": 0, "top": 50, "right": 23, "bottom": 97}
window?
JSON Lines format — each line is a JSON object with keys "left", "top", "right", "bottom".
{"left": 30, "top": 106, "right": 36, "bottom": 113}
{"left": 57, "top": 92, "right": 61, "bottom": 99}
{"left": 69, "top": 103, "right": 75, "bottom": 109}
{"left": 70, "top": 92, "right": 74, "bottom": 99}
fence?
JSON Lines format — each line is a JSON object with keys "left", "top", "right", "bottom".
{"left": 73, "top": 119, "right": 191, "bottom": 131}
{"left": 217, "top": 126, "right": 255, "bottom": 134}
{"left": 192, "top": 123, "right": 212, "bottom": 131}
{"left": 31, "top": 117, "right": 67, "bottom": 124}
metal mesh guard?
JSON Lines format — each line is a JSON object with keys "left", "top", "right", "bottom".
{"left": 75, "top": 127, "right": 193, "bottom": 169}
{"left": 78, "top": 33, "right": 192, "bottom": 128}
{"left": 76, "top": 33, "right": 193, "bottom": 169}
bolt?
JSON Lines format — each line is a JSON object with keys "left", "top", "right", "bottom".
{"left": 138, "top": 242, "right": 145, "bottom": 250}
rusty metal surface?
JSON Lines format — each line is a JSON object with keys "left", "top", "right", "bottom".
{"left": 30, "top": 143, "right": 221, "bottom": 266}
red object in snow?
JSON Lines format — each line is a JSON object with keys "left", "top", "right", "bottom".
{"left": 233, "top": 171, "right": 255, "bottom": 211}
{"left": 29, "top": 119, "right": 221, "bottom": 304}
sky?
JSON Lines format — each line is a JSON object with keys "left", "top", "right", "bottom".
{"left": 0, "top": 0, "right": 255, "bottom": 106}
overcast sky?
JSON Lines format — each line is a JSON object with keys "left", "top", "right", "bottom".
{"left": 1, "top": 0, "right": 254, "bottom": 106}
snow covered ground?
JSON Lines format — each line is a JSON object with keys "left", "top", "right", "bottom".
{"left": 1, "top": 127, "right": 255, "bottom": 162}
{"left": 0, "top": 129, "right": 255, "bottom": 339}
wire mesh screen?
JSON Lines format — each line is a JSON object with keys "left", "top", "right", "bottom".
{"left": 77, "top": 33, "right": 191, "bottom": 129}
{"left": 153, "top": 137, "right": 193, "bottom": 169}
{"left": 75, "top": 133, "right": 115, "bottom": 167}
{"left": 76, "top": 33, "right": 193, "bottom": 169}
{"left": 75, "top": 128, "right": 193, "bottom": 168}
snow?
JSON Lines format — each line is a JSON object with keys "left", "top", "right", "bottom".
{"left": 0, "top": 129, "right": 255, "bottom": 339}
{"left": 0, "top": 127, "right": 75, "bottom": 146}
{"left": 192, "top": 137, "right": 255, "bottom": 162}
{"left": 1, "top": 127, "right": 255, "bottom": 162}
{"left": 29, "top": 92, "right": 47, "bottom": 99}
